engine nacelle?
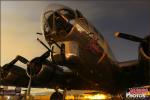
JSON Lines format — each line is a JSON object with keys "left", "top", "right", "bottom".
{"left": 26, "top": 58, "right": 56, "bottom": 84}
{"left": 1, "top": 64, "right": 29, "bottom": 86}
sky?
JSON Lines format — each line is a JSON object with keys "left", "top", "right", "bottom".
{"left": 1, "top": 0, "right": 150, "bottom": 66}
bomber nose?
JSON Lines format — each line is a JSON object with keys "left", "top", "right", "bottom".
{"left": 42, "top": 4, "right": 76, "bottom": 44}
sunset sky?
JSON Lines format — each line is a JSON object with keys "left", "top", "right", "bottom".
{"left": 1, "top": 0, "right": 150, "bottom": 66}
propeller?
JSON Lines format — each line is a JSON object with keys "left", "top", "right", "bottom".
{"left": 115, "top": 32, "right": 146, "bottom": 43}
{"left": 26, "top": 38, "right": 52, "bottom": 96}
{"left": 26, "top": 37, "right": 65, "bottom": 96}
{"left": 27, "top": 72, "right": 32, "bottom": 96}
{"left": 115, "top": 32, "right": 150, "bottom": 57}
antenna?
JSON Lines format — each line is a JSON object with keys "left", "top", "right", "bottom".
{"left": 37, "top": 38, "right": 53, "bottom": 53}
{"left": 36, "top": 32, "right": 43, "bottom": 35}
{"left": 50, "top": 38, "right": 61, "bottom": 49}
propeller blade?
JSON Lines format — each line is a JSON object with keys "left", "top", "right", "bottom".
{"left": 115, "top": 32, "right": 144, "bottom": 43}
{"left": 27, "top": 75, "right": 32, "bottom": 96}
{"left": 27, "top": 66, "right": 32, "bottom": 97}
{"left": 40, "top": 50, "right": 50, "bottom": 60}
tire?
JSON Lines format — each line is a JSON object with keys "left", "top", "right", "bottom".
{"left": 50, "top": 92, "right": 63, "bottom": 100}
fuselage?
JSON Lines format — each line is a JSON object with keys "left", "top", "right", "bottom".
{"left": 42, "top": 4, "right": 122, "bottom": 93}
{"left": 1, "top": 4, "right": 149, "bottom": 96}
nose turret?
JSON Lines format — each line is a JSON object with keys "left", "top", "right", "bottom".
{"left": 41, "top": 4, "right": 76, "bottom": 44}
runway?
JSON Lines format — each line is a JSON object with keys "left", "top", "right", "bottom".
{"left": 0, "top": 86, "right": 113, "bottom": 100}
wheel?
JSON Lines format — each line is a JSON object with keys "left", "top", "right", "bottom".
{"left": 50, "top": 91, "right": 63, "bottom": 100}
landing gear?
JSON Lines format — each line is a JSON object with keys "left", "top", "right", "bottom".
{"left": 50, "top": 87, "right": 66, "bottom": 100}
{"left": 50, "top": 91, "right": 63, "bottom": 100}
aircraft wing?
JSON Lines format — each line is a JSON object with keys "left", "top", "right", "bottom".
{"left": 118, "top": 60, "right": 138, "bottom": 68}
{"left": 0, "top": 63, "right": 97, "bottom": 90}
{"left": 0, "top": 65, "right": 29, "bottom": 87}
{"left": 117, "top": 58, "right": 149, "bottom": 89}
